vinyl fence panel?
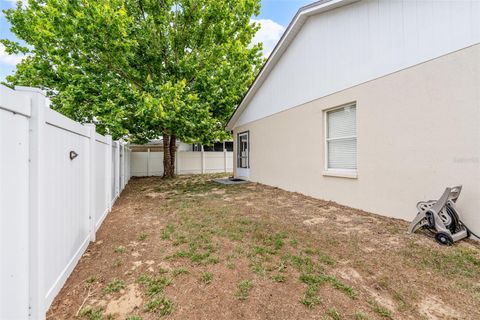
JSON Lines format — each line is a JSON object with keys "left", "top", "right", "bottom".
{"left": 43, "top": 108, "right": 91, "bottom": 308}
{"left": 131, "top": 150, "right": 233, "bottom": 177}
{"left": 149, "top": 150, "right": 164, "bottom": 176}
{"left": 112, "top": 142, "right": 118, "bottom": 201}
{"left": 177, "top": 151, "right": 203, "bottom": 174}
{"left": 131, "top": 151, "right": 150, "bottom": 176}
{"left": 94, "top": 133, "right": 111, "bottom": 231}
{"left": 205, "top": 152, "right": 233, "bottom": 173}
{"left": 0, "top": 85, "right": 130, "bottom": 320}
{"left": 0, "top": 85, "right": 30, "bottom": 319}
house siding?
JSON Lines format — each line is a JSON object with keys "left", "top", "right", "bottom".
{"left": 233, "top": 43, "right": 480, "bottom": 230}
{"left": 235, "top": 0, "right": 480, "bottom": 128}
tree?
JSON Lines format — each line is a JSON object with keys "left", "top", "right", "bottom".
{"left": 2, "top": 0, "right": 264, "bottom": 177}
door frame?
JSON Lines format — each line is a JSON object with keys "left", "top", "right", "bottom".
{"left": 236, "top": 131, "right": 250, "bottom": 178}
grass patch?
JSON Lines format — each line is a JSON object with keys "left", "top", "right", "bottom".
{"left": 158, "top": 267, "right": 169, "bottom": 274}
{"left": 126, "top": 316, "right": 143, "bottom": 320}
{"left": 169, "top": 246, "right": 219, "bottom": 265}
{"left": 271, "top": 274, "right": 287, "bottom": 283}
{"left": 250, "top": 262, "right": 267, "bottom": 276}
{"left": 114, "top": 245, "right": 126, "bottom": 253}
{"left": 200, "top": 272, "right": 213, "bottom": 284}
{"left": 161, "top": 224, "right": 175, "bottom": 240}
{"left": 283, "top": 254, "right": 315, "bottom": 273}
{"left": 112, "top": 259, "right": 122, "bottom": 268}
{"left": 251, "top": 245, "right": 276, "bottom": 256}
{"left": 144, "top": 296, "right": 173, "bottom": 316}
{"left": 327, "top": 275, "right": 357, "bottom": 299}
{"left": 392, "top": 291, "right": 409, "bottom": 311}
{"left": 266, "top": 232, "right": 287, "bottom": 251}
{"left": 326, "top": 307, "right": 341, "bottom": 320}
{"left": 236, "top": 280, "right": 252, "bottom": 300}
{"left": 298, "top": 273, "right": 356, "bottom": 308}
{"left": 79, "top": 307, "right": 104, "bottom": 320}
{"left": 369, "top": 300, "right": 393, "bottom": 319}
{"left": 138, "top": 233, "right": 148, "bottom": 241}
{"left": 318, "top": 252, "right": 336, "bottom": 267}
{"left": 300, "top": 285, "right": 321, "bottom": 308}
{"left": 137, "top": 274, "right": 172, "bottom": 296}
{"left": 103, "top": 279, "right": 125, "bottom": 294}
{"left": 299, "top": 273, "right": 356, "bottom": 299}
{"left": 172, "top": 267, "right": 189, "bottom": 277}
{"left": 85, "top": 275, "right": 97, "bottom": 285}
{"left": 402, "top": 243, "right": 480, "bottom": 278}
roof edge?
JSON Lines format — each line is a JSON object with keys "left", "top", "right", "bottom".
{"left": 226, "top": 0, "right": 360, "bottom": 131}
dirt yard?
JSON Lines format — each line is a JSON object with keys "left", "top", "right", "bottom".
{"left": 47, "top": 174, "right": 480, "bottom": 320}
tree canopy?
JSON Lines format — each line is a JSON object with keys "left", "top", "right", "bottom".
{"left": 2, "top": 0, "right": 264, "bottom": 166}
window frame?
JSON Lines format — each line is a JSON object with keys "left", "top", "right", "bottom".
{"left": 323, "top": 102, "right": 358, "bottom": 178}
{"left": 237, "top": 131, "right": 250, "bottom": 169}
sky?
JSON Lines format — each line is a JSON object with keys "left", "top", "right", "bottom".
{"left": 0, "top": 0, "right": 312, "bottom": 82}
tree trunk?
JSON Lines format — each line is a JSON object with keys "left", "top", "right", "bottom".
{"left": 170, "top": 135, "right": 177, "bottom": 176}
{"left": 162, "top": 133, "right": 176, "bottom": 178}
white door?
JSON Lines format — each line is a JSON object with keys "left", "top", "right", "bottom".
{"left": 237, "top": 131, "right": 249, "bottom": 178}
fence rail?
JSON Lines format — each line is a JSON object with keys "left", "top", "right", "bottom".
{"left": 0, "top": 85, "right": 131, "bottom": 320}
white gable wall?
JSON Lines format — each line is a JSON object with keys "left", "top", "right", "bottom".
{"left": 236, "top": 0, "right": 480, "bottom": 127}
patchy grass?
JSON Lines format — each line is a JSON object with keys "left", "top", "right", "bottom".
{"left": 172, "top": 267, "right": 189, "bottom": 277}
{"left": 137, "top": 274, "right": 172, "bottom": 297}
{"left": 48, "top": 174, "right": 480, "bottom": 320}
{"left": 300, "top": 285, "right": 321, "bottom": 308}
{"left": 354, "top": 311, "right": 370, "bottom": 320}
{"left": 103, "top": 279, "right": 125, "bottom": 294}
{"left": 236, "top": 280, "right": 253, "bottom": 300}
{"left": 161, "top": 224, "right": 175, "bottom": 240}
{"left": 271, "top": 274, "right": 287, "bottom": 283}
{"left": 369, "top": 300, "right": 393, "bottom": 319}
{"left": 85, "top": 275, "right": 97, "bottom": 285}
{"left": 200, "top": 271, "right": 213, "bottom": 284}
{"left": 112, "top": 259, "right": 122, "bottom": 268}
{"left": 326, "top": 307, "right": 341, "bottom": 320}
{"left": 327, "top": 275, "right": 357, "bottom": 299}
{"left": 79, "top": 307, "right": 104, "bottom": 320}
{"left": 402, "top": 242, "right": 480, "bottom": 278}
{"left": 114, "top": 245, "right": 126, "bottom": 254}
{"left": 138, "top": 233, "right": 148, "bottom": 241}
{"left": 144, "top": 296, "right": 173, "bottom": 316}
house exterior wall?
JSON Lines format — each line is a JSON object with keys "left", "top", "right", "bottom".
{"left": 233, "top": 44, "right": 480, "bottom": 230}
{"left": 236, "top": 0, "right": 480, "bottom": 128}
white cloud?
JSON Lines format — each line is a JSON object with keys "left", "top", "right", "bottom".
{"left": 0, "top": 43, "right": 26, "bottom": 66}
{"left": 251, "top": 19, "right": 285, "bottom": 58}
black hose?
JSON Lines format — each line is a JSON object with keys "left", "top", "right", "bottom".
{"left": 459, "top": 220, "right": 480, "bottom": 240}
{"left": 442, "top": 204, "right": 479, "bottom": 240}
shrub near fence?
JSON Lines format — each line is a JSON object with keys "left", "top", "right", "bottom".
{"left": 0, "top": 85, "right": 131, "bottom": 320}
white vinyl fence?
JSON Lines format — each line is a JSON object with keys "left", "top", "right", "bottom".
{"left": 131, "top": 149, "right": 233, "bottom": 176}
{"left": 0, "top": 85, "right": 131, "bottom": 320}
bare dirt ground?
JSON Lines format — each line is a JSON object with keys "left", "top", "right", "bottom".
{"left": 47, "top": 174, "right": 480, "bottom": 320}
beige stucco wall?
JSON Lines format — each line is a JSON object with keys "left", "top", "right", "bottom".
{"left": 233, "top": 44, "right": 480, "bottom": 231}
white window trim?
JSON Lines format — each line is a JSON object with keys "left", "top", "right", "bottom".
{"left": 323, "top": 102, "right": 358, "bottom": 179}
{"left": 322, "top": 169, "right": 358, "bottom": 179}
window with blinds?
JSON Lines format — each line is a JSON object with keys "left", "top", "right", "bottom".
{"left": 325, "top": 104, "right": 357, "bottom": 170}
